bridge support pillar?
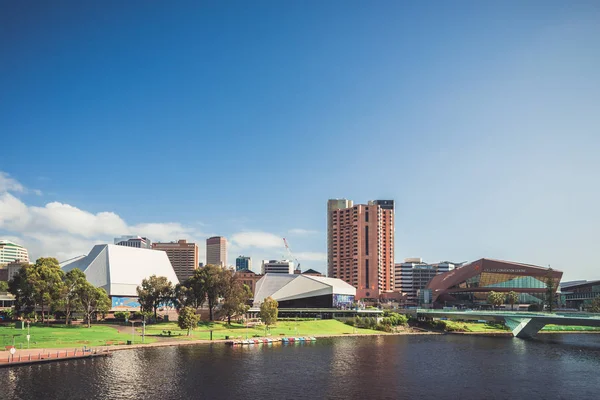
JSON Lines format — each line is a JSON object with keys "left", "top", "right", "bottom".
{"left": 504, "top": 318, "right": 546, "bottom": 338}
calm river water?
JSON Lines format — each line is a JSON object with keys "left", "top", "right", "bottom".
{"left": 1, "top": 334, "right": 599, "bottom": 400}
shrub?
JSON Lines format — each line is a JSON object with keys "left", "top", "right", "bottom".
{"left": 528, "top": 304, "right": 543, "bottom": 312}
{"left": 114, "top": 311, "right": 129, "bottom": 321}
{"left": 382, "top": 312, "right": 408, "bottom": 326}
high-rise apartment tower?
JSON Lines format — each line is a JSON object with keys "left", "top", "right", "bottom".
{"left": 327, "top": 199, "right": 394, "bottom": 300}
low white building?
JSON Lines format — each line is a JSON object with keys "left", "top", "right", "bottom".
{"left": 253, "top": 273, "right": 356, "bottom": 309}
{"left": 0, "top": 240, "right": 29, "bottom": 264}
{"left": 61, "top": 244, "right": 179, "bottom": 310}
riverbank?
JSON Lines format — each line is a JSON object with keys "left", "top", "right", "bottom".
{"left": 0, "top": 326, "right": 437, "bottom": 367}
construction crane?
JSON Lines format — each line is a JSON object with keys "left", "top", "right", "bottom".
{"left": 283, "top": 237, "right": 301, "bottom": 273}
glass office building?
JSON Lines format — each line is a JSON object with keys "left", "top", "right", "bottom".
{"left": 426, "top": 259, "right": 562, "bottom": 307}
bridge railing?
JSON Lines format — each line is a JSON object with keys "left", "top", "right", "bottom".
{"left": 415, "top": 309, "right": 600, "bottom": 319}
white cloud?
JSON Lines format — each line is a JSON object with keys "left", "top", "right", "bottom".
{"left": 0, "top": 172, "right": 325, "bottom": 271}
{"left": 0, "top": 172, "right": 208, "bottom": 262}
{"left": 0, "top": 171, "right": 42, "bottom": 195}
{"left": 230, "top": 231, "right": 283, "bottom": 249}
{"left": 294, "top": 252, "right": 327, "bottom": 262}
{"left": 0, "top": 172, "right": 25, "bottom": 193}
{"left": 288, "top": 228, "right": 318, "bottom": 235}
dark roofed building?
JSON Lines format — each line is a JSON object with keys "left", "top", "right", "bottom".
{"left": 426, "top": 258, "right": 562, "bottom": 308}
{"left": 302, "top": 269, "right": 324, "bottom": 277}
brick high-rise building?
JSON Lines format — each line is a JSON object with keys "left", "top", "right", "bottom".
{"left": 206, "top": 236, "right": 227, "bottom": 267}
{"left": 327, "top": 199, "right": 394, "bottom": 300}
{"left": 152, "top": 239, "right": 198, "bottom": 282}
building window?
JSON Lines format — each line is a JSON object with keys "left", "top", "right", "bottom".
{"left": 365, "top": 212, "right": 369, "bottom": 222}
{"left": 365, "top": 226, "right": 369, "bottom": 255}
{"left": 365, "top": 259, "right": 369, "bottom": 289}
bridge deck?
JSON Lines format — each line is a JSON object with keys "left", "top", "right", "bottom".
{"left": 415, "top": 309, "right": 600, "bottom": 338}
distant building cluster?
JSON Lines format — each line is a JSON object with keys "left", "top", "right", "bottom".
{"left": 1, "top": 195, "right": 595, "bottom": 313}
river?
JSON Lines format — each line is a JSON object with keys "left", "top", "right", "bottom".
{"left": 1, "top": 334, "right": 599, "bottom": 400}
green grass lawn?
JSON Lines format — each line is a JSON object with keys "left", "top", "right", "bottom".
{"left": 436, "top": 320, "right": 600, "bottom": 333}
{"left": 0, "top": 324, "right": 155, "bottom": 349}
{"left": 144, "top": 319, "right": 382, "bottom": 340}
{"left": 541, "top": 325, "right": 600, "bottom": 332}
{"left": 434, "top": 320, "right": 509, "bottom": 333}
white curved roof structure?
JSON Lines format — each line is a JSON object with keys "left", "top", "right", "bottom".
{"left": 253, "top": 273, "right": 356, "bottom": 306}
{"left": 61, "top": 244, "right": 179, "bottom": 297}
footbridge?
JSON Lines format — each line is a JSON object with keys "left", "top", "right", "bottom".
{"left": 414, "top": 309, "right": 600, "bottom": 338}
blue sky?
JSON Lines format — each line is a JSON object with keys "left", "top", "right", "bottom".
{"left": 1, "top": 1, "right": 599, "bottom": 280}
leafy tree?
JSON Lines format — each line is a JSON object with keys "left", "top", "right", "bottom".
{"left": 506, "top": 291, "right": 519, "bottom": 311}
{"left": 136, "top": 275, "right": 174, "bottom": 320}
{"left": 174, "top": 272, "right": 208, "bottom": 311}
{"left": 196, "top": 265, "right": 227, "bottom": 321}
{"left": 0, "top": 281, "right": 8, "bottom": 292}
{"left": 221, "top": 271, "right": 252, "bottom": 324}
{"left": 56, "top": 268, "right": 87, "bottom": 324}
{"left": 589, "top": 296, "right": 600, "bottom": 313}
{"left": 487, "top": 291, "right": 504, "bottom": 309}
{"left": 78, "top": 282, "right": 111, "bottom": 328}
{"left": 545, "top": 268, "right": 556, "bottom": 312}
{"left": 8, "top": 264, "right": 36, "bottom": 318}
{"left": 29, "top": 258, "right": 65, "bottom": 323}
{"left": 178, "top": 306, "right": 200, "bottom": 336}
{"left": 259, "top": 297, "right": 278, "bottom": 329}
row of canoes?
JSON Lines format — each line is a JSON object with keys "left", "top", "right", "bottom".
{"left": 227, "top": 337, "right": 317, "bottom": 346}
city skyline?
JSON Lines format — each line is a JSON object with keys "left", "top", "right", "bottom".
{"left": 1, "top": 2, "right": 600, "bottom": 281}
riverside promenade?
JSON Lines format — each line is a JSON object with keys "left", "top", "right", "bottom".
{"left": 0, "top": 330, "right": 435, "bottom": 368}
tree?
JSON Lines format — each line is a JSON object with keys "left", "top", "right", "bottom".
{"left": 196, "top": 265, "right": 227, "bottom": 321}
{"left": 137, "top": 275, "right": 174, "bottom": 320}
{"left": 545, "top": 268, "right": 556, "bottom": 312}
{"left": 221, "top": 271, "right": 252, "bottom": 324}
{"left": 589, "top": 296, "right": 600, "bottom": 313}
{"left": 78, "top": 282, "right": 111, "bottom": 328}
{"left": 8, "top": 264, "right": 36, "bottom": 318}
{"left": 487, "top": 291, "right": 504, "bottom": 309}
{"left": 259, "top": 297, "right": 278, "bottom": 329}
{"left": 28, "top": 258, "right": 65, "bottom": 323}
{"left": 174, "top": 272, "right": 207, "bottom": 311}
{"left": 0, "top": 281, "right": 8, "bottom": 292}
{"left": 506, "top": 291, "right": 519, "bottom": 311}
{"left": 178, "top": 306, "right": 200, "bottom": 336}
{"left": 57, "top": 268, "right": 87, "bottom": 324}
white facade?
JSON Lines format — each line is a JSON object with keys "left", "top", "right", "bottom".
{"left": 261, "top": 259, "right": 294, "bottom": 274}
{"left": 114, "top": 235, "right": 152, "bottom": 249}
{"left": 253, "top": 273, "right": 356, "bottom": 307}
{"left": 61, "top": 244, "right": 179, "bottom": 297}
{"left": 395, "top": 259, "right": 459, "bottom": 306}
{"left": 0, "top": 240, "right": 29, "bottom": 264}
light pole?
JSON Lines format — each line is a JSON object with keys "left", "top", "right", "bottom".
{"left": 26, "top": 321, "right": 30, "bottom": 349}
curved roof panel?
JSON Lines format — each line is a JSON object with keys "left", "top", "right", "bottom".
{"left": 61, "top": 244, "right": 179, "bottom": 297}
{"left": 252, "top": 273, "right": 356, "bottom": 306}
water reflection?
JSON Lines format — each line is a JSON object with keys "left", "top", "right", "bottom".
{"left": 1, "top": 334, "right": 600, "bottom": 400}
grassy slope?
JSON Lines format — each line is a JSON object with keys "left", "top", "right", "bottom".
{"left": 440, "top": 320, "right": 600, "bottom": 333}
{"left": 144, "top": 319, "right": 381, "bottom": 340}
{"left": 0, "top": 324, "right": 155, "bottom": 349}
